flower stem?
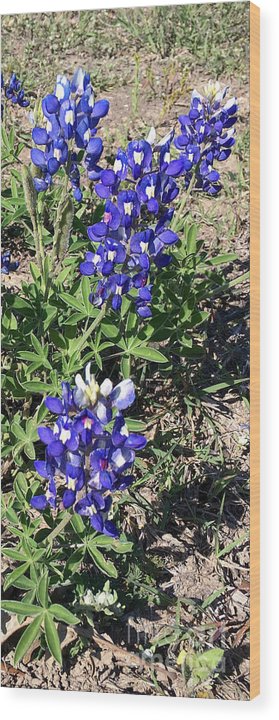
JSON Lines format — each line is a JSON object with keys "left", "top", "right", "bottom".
{"left": 46, "top": 511, "right": 72, "bottom": 543}
{"left": 172, "top": 171, "right": 197, "bottom": 232}
{"left": 74, "top": 303, "right": 107, "bottom": 356}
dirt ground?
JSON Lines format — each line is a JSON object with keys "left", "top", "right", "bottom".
{"left": 1, "top": 4, "right": 250, "bottom": 700}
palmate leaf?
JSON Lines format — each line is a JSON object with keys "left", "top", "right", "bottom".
{"left": 177, "top": 647, "right": 224, "bottom": 686}
{"left": 14, "top": 614, "right": 43, "bottom": 666}
{"left": 44, "top": 612, "right": 62, "bottom": 665}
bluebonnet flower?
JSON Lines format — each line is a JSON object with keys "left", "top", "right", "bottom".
{"left": 1, "top": 251, "right": 19, "bottom": 274}
{"left": 30, "top": 474, "right": 56, "bottom": 512}
{"left": 30, "top": 365, "right": 146, "bottom": 537}
{"left": 134, "top": 285, "right": 153, "bottom": 318}
{"left": 1, "top": 72, "right": 30, "bottom": 118}
{"left": 74, "top": 364, "right": 135, "bottom": 422}
{"left": 80, "top": 83, "right": 237, "bottom": 318}
{"left": 117, "top": 190, "right": 140, "bottom": 229}
{"left": 136, "top": 173, "right": 178, "bottom": 214}
{"left": 30, "top": 67, "right": 109, "bottom": 201}
{"left": 167, "top": 81, "right": 238, "bottom": 195}
{"left": 94, "top": 149, "right": 128, "bottom": 199}
{"left": 80, "top": 138, "right": 180, "bottom": 318}
{"left": 75, "top": 491, "right": 117, "bottom": 536}
{"left": 127, "top": 140, "right": 152, "bottom": 180}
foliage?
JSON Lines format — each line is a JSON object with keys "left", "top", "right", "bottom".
{"left": 1, "top": 60, "right": 247, "bottom": 680}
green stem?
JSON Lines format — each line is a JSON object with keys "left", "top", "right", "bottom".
{"left": 50, "top": 171, "right": 69, "bottom": 272}
{"left": 31, "top": 215, "right": 44, "bottom": 273}
{"left": 46, "top": 512, "right": 72, "bottom": 544}
{"left": 74, "top": 304, "right": 107, "bottom": 356}
{"left": 172, "top": 171, "right": 197, "bottom": 232}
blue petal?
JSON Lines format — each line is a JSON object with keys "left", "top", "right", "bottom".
{"left": 32, "top": 127, "right": 48, "bottom": 145}
{"left": 34, "top": 460, "right": 49, "bottom": 478}
{"left": 38, "top": 426, "right": 54, "bottom": 445}
{"left": 48, "top": 440, "right": 65, "bottom": 457}
{"left": 125, "top": 433, "right": 147, "bottom": 450}
{"left": 43, "top": 93, "right": 60, "bottom": 115}
{"left": 90, "top": 512, "right": 104, "bottom": 533}
{"left": 165, "top": 158, "right": 185, "bottom": 177}
{"left": 47, "top": 157, "right": 60, "bottom": 175}
{"left": 101, "top": 169, "right": 116, "bottom": 185}
{"left": 80, "top": 261, "right": 96, "bottom": 276}
{"left": 45, "top": 396, "right": 64, "bottom": 415}
{"left": 33, "top": 177, "right": 49, "bottom": 192}
{"left": 63, "top": 489, "right": 76, "bottom": 508}
{"left": 158, "top": 229, "right": 178, "bottom": 245}
{"left": 31, "top": 148, "right": 47, "bottom": 169}
{"left": 30, "top": 494, "right": 48, "bottom": 511}
{"left": 110, "top": 379, "right": 135, "bottom": 410}
{"left": 86, "top": 137, "right": 103, "bottom": 159}
{"left": 103, "top": 520, "right": 118, "bottom": 538}
{"left": 95, "top": 183, "right": 110, "bottom": 199}
{"left": 92, "top": 99, "right": 109, "bottom": 119}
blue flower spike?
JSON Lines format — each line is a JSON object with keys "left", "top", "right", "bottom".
{"left": 30, "top": 365, "right": 146, "bottom": 538}
{"left": 30, "top": 67, "right": 110, "bottom": 200}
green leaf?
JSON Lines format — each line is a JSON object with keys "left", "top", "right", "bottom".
{"left": 14, "top": 614, "right": 43, "bottom": 666}
{"left": 125, "top": 419, "right": 147, "bottom": 432}
{"left": 49, "top": 604, "right": 80, "bottom": 625}
{"left": 18, "top": 351, "right": 52, "bottom": 370}
{"left": 179, "top": 345, "right": 204, "bottom": 358}
{"left": 24, "top": 441, "right": 36, "bottom": 460}
{"left": 65, "top": 547, "right": 85, "bottom": 574}
{"left": 111, "top": 539, "right": 134, "bottom": 554}
{"left": 178, "top": 648, "right": 224, "bottom": 685}
{"left": 44, "top": 612, "right": 62, "bottom": 665}
{"left": 12, "top": 575, "right": 36, "bottom": 591}
{"left": 217, "top": 532, "right": 249, "bottom": 558}
{"left": 30, "top": 333, "right": 44, "bottom": 355}
{"left": 209, "top": 253, "right": 238, "bottom": 266}
{"left": 121, "top": 355, "right": 131, "bottom": 379}
{"left": 70, "top": 514, "right": 85, "bottom": 535}
{"left": 186, "top": 224, "right": 197, "bottom": 255}
{"left": 5, "top": 506, "right": 20, "bottom": 524}
{"left": 37, "top": 572, "right": 49, "bottom": 608}
{"left": 87, "top": 544, "right": 118, "bottom": 578}
{"left": 202, "top": 377, "right": 249, "bottom": 394}
{"left": 14, "top": 471, "right": 28, "bottom": 503}
{"left": 30, "top": 262, "right": 41, "bottom": 282}
{"left": 22, "top": 381, "right": 52, "bottom": 393}
{"left": 49, "top": 328, "right": 68, "bottom": 350}
{"left": 101, "top": 320, "right": 120, "bottom": 339}
{"left": 11, "top": 422, "right": 26, "bottom": 440}
{"left": 201, "top": 587, "right": 225, "bottom": 609}
{"left": 4, "top": 562, "right": 31, "bottom": 590}
{"left": 60, "top": 292, "right": 85, "bottom": 313}
{"left": 188, "top": 310, "right": 210, "bottom": 327}
{"left": 1, "top": 600, "right": 43, "bottom": 616}
{"left": 2, "top": 547, "right": 28, "bottom": 562}
{"left": 130, "top": 346, "right": 168, "bottom": 363}
{"left": 81, "top": 275, "right": 91, "bottom": 315}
